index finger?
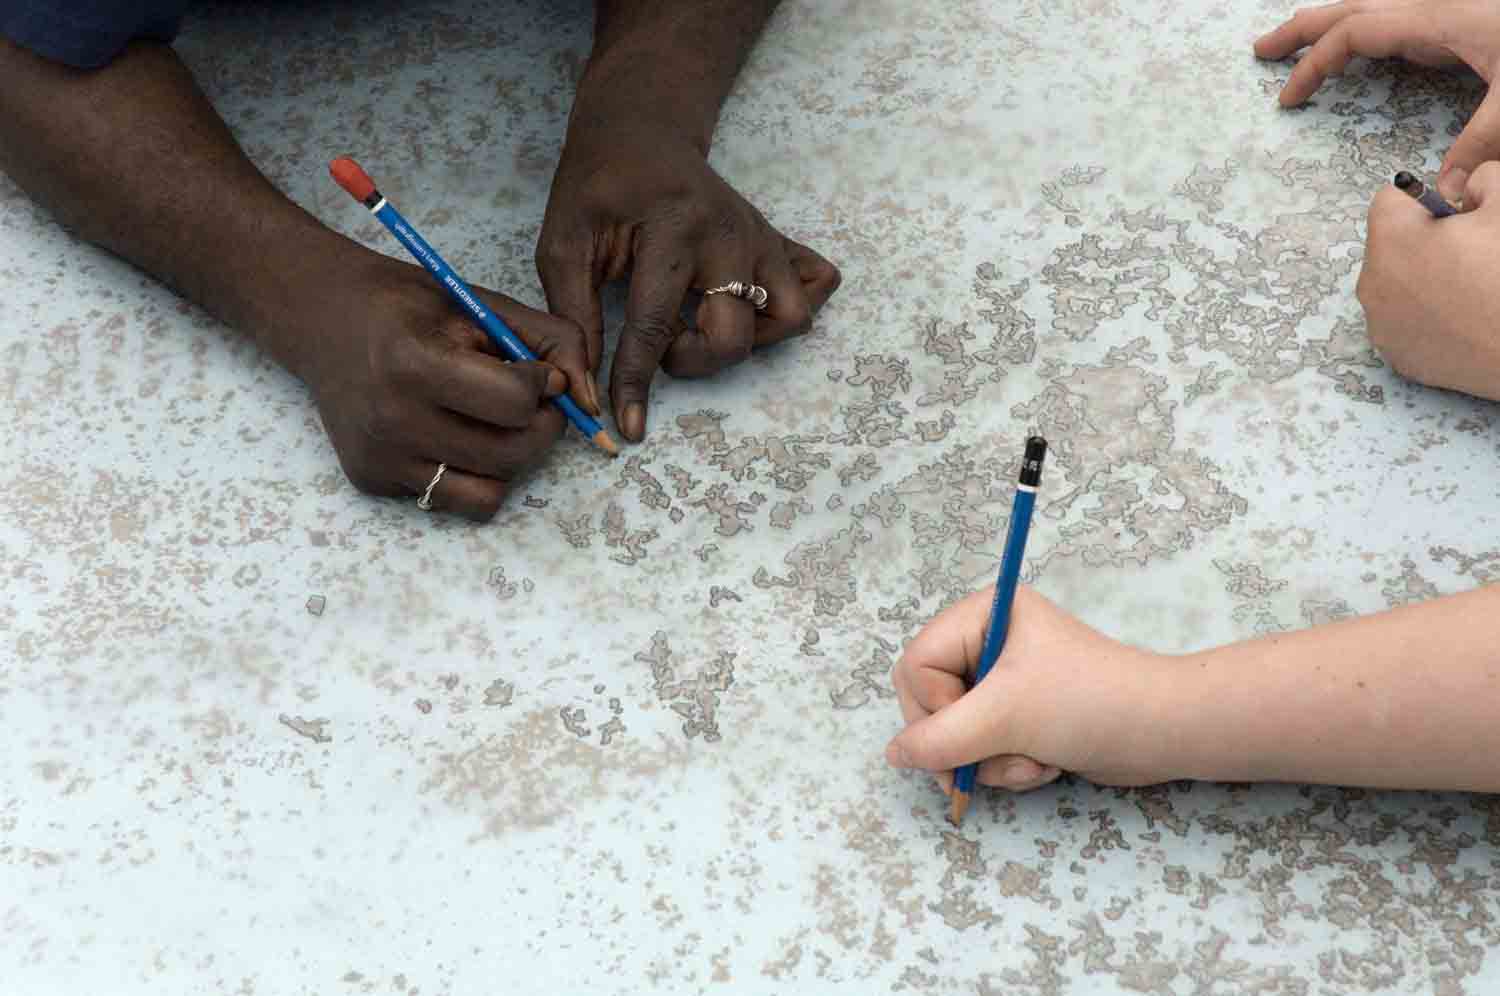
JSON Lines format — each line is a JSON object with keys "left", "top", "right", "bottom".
{"left": 1253, "top": 3, "right": 1353, "bottom": 62}
{"left": 417, "top": 346, "right": 555, "bottom": 429}
{"left": 898, "top": 586, "right": 996, "bottom": 713}
{"left": 902, "top": 586, "right": 994, "bottom": 676}
{"left": 1367, "top": 182, "right": 1432, "bottom": 241}
{"left": 609, "top": 240, "right": 695, "bottom": 441}
{"left": 407, "top": 318, "right": 554, "bottom": 427}
{"left": 1275, "top": 10, "right": 1440, "bottom": 107}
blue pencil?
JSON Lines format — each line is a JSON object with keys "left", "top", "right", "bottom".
{"left": 950, "top": 435, "right": 1047, "bottom": 826}
{"left": 329, "top": 157, "right": 618, "bottom": 457}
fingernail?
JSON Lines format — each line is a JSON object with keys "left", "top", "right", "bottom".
{"left": 885, "top": 742, "right": 912, "bottom": 768}
{"left": 545, "top": 367, "right": 568, "bottom": 397}
{"left": 1438, "top": 167, "right": 1468, "bottom": 203}
{"left": 585, "top": 373, "right": 603, "bottom": 417}
{"left": 623, "top": 402, "right": 646, "bottom": 442}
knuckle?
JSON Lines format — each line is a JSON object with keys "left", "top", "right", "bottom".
{"left": 337, "top": 452, "right": 388, "bottom": 497}
{"left": 491, "top": 382, "right": 540, "bottom": 428}
{"left": 612, "top": 364, "right": 655, "bottom": 394}
{"left": 637, "top": 194, "right": 699, "bottom": 240}
{"left": 824, "top": 261, "right": 844, "bottom": 294}
{"left": 709, "top": 208, "right": 741, "bottom": 242}
{"left": 628, "top": 314, "right": 678, "bottom": 346}
{"left": 711, "top": 333, "right": 754, "bottom": 368}
{"left": 1365, "top": 190, "right": 1407, "bottom": 238}
{"left": 782, "top": 297, "right": 814, "bottom": 335}
{"left": 891, "top": 658, "right": 911, "bottom": 692}
{"left": 361, "top": 394, "right": 405, "bottom": 443}
{"left": 535, "top": 235, "right": 577, "bottom": 271}
{"left": 378, "top": 331, "right": 429, "bottom": 387}
{"left": 471, "top": 488, "right": 508, "bottom": 522}
{"left": 547, "top": 317, "right": 589, "bottom": 356}
{"left": 1473, "top": 160, "right": 1500, "bottom": 182}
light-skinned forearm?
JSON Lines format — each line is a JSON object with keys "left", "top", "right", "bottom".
{"left": 0, "top": 38, "right": 360, "bottom": 379}
{"left": 1158, "top": 585, "right": 1500, "bottom": 791}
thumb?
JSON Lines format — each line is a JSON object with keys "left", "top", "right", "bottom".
{"left": 1439, "top": 86, "right": 1500, "bottom": 200}
{"left": 1459, "top": 160, "right": 1500, "bottom": 212}
{"left": 886, "top": 678, "right": 1014, "bottom": 774}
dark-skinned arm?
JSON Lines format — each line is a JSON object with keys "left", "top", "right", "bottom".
{"left": 0, "top": 38, "right": 346, "bottom": 378}
{"left": 0, "top": 38, "right": 594, "bottom": 519}
{"left": 583, "top": 0, "right": 781, "bottom": 155}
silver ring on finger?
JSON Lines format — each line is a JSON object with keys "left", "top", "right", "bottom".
{"left": 417, "top": 462, "right": 447, "bottom": 511}
{"left": 705, "top": 280, "right": 770, "bottom": 312}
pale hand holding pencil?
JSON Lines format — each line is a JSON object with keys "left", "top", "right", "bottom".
{"left": 1359, "top": 162, "right": 1500, "bottom": 400}
{"left": 885, "top": 584, "right": 1500, "bottom": 797}
{"left": 886, "top": 586, "right": 1166, "bottom": 796}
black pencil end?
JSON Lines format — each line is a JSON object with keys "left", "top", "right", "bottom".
{"left": 1019, "top": 436, "right": 1047, "bottom": 487}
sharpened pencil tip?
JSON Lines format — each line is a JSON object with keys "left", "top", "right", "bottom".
{"left": 948, "top": 791, "right": 970, "bottom": 827}
{"left": 592, "top": 430, "right": 620, "bottom": 457}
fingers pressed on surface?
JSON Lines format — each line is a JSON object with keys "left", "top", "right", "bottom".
{"left": 1279, "top": 10, "right": 1433, "bottom": 106}
{"left": 610, "top": 239, "right": 696, "bottom": 441}
{"left": 747, "top": 252, "right": 813, "bottom": 349}
{"left": 1254, "top": 3, "right": 1356, "bottom": 60}
{"left": 1441, "top": 89, "right": 1500, "bottom": 199}
{"left": 1459, "top": 159, "right": 1500, "bottom": 209}
{"left": 665, "top": 262, "right": 759, "bottom": 378}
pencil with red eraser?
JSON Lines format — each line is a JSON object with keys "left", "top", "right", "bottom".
{"left": 329, "top": 156, "right": 617, "bottom": 457}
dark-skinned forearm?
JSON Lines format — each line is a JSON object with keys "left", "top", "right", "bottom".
{"left": 580, "top": 1, "right": 780, "bottom": 153}
{"left": 0, "top": 38, "right": 356, "bottom": 379}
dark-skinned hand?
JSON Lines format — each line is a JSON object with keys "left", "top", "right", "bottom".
{"left": 300, "top": 251, "right": 596, "bottom": 520}
{"left": 536, "top": 106, "right": 841, "bottom": 442}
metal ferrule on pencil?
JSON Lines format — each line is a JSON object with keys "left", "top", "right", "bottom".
{"left": 1393, "top": 170, "right": 1457, "bottom": 218}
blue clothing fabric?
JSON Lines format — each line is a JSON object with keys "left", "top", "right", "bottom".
{"left": 0, "top": 1, "right": 189, "bottom": 69}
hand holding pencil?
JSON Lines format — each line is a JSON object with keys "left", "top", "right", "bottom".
{"left": 291, "top": 157, "right": 614, "bottom": 520}
{"left": 886, "top": 439, "right": 1177, "bottom": 816}
{"left": 1359, "top": 162, "right": 1500, "bottom": 402}
{"left": 886, "top": 585, "right": 1179, "bottom": 807}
